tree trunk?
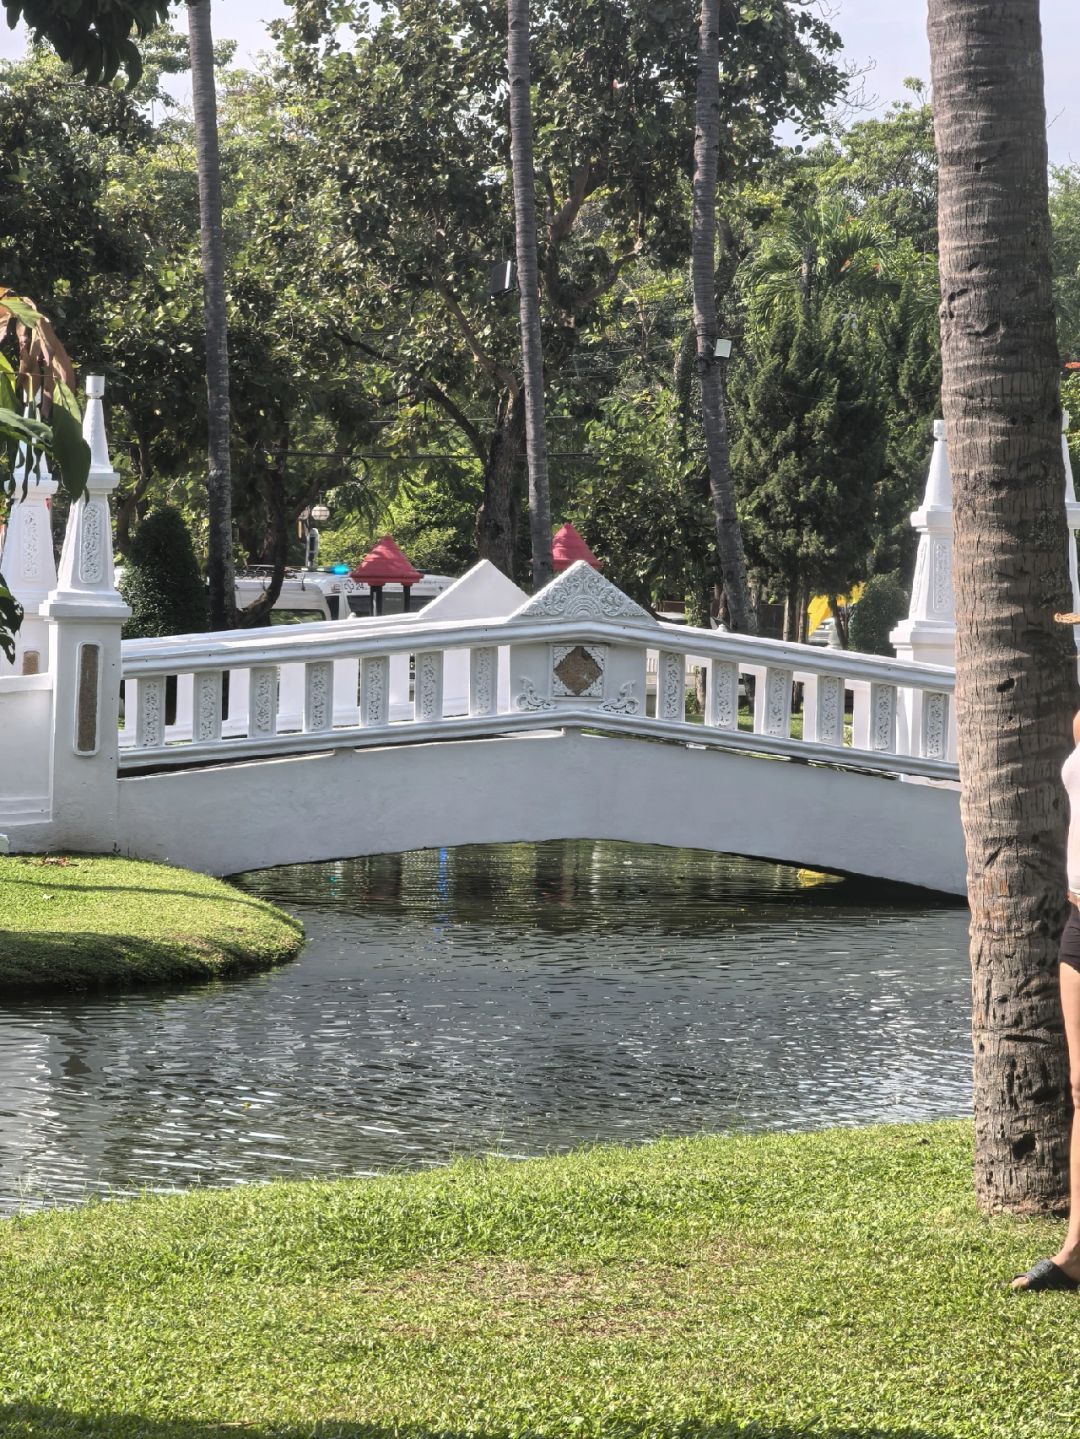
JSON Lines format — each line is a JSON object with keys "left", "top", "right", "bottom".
{"left": 237, "top": 437, "right": 290, "bottom": 628}
{"left": 507, "top": 0, "right": 553, "bottom": 590}
{"left": 476, "top": 388, "right": 524, "bottom": 580}
{"left": 187, "top": 0, "right": 236, "bottom": 631}
{"left": 929, "top": 0, "right": 1077, "bottom": 1213}
{"left": 691, "top": 0, "right": 754, "bottom": 634}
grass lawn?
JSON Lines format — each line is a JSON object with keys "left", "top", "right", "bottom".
{"left": 0, "top": 1120, "right": 1076, "bottom": 1437}
{"left": 0, "top": 855, "right": 302, "bottom": 992}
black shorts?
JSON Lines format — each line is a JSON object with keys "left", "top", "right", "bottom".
{"left": 1062, "top": 908, "right": 1080, "bottom": 972}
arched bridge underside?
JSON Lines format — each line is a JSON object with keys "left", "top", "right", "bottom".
{"left": 117, "top": 729, "right": 967, "bottom": 894}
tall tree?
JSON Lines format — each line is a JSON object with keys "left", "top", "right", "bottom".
{"left": 507, "top": 0, "right": 552, "bottom": 590}
{"left": 928, "top": 0, "right": 1077, "bottom": 1212}
{"left": 691, "top": 0, "right": 752, "bottom": 632}
{"left": 186, "top": 0, "right": 235, "bottom": 630}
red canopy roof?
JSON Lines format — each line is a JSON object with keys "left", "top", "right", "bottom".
{"left": 349, "top": 536, "right": 422, "bottom": 586}
{"left": 552, "top": 522, "right": 601, "bottom": 572}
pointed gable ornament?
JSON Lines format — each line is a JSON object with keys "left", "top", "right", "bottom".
{"left": 509, "top": 559, "right": 656, "bottom": 624}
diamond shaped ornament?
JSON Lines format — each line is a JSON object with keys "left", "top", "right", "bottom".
{"left": 552, "top": 643, "right": 604, "bottom": 697}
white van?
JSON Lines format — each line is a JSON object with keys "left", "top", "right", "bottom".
{"left": 235, "top": 568, "right": 455, "bottom": 625}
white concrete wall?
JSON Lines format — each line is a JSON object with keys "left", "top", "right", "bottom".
{"left": 0, "top": 675, "right": 53, "bottom": 819}
{"left": 116, "top": 729, "right": 966, "bottom": 894}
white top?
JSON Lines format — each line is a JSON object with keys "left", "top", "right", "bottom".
{"left": 1064, "top": 744, "right": 1080, "bottom": 891}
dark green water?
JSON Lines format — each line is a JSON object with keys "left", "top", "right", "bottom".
{"left": 0, "top": 842, "right": 971, "bottom": 1213}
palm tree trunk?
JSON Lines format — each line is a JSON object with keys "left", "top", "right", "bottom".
{"left": 187, "top": 0, "right": 235, "bottom": 631}
{"left": 507, "top": 0, "right": 552, "bottom": 590}
{"left": 691, "top": 0, "right": 753, "bottom": 634}
{"left": 476, "top": 387, "right": 524, "bottom": 580}
{"left": 929, "top": 0, "right": 1077, "bottom": 1213}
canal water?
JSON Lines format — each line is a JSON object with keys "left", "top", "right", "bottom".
{"left": 0, "top": 842, "right": 971, "bottom": 1214}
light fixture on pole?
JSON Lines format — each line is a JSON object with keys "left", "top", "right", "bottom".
{"left": 714, "top": 337, "right": 733, "bottom": 360}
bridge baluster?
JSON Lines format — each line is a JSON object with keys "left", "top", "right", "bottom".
{"left": 193, "top": 670, "right": 223, "bottom": 744}
{"left": 135, "top": 675, "right": 166, "bottom": 749}
{"left": 758, "top": 666, "right": 793, "bottom": 739}
{"left": 919, "top": 689, "right": 950, "bottom": 761}
{"left": 469, "top": 647, "right": 498, "bottom": 717}
{"left": 656, "top": 650, "right": 685, "bottom": 722}
{"left": 303, "top": 661, "right": 334, "bottom": 734}
{"left": 414, "top": 650, "right": 444, "bottom": 723}
{"left": 361, "top": 656, "right": 390, "bottom": 728}
{"left": 869, "top": 683, "right": 898, "bottom": 754}
{"left": 704, "top": 659, "right": 739, "bottom": 730}
{"left": 248, "top": 666, "right": 279, "bottom": 738}
{"left": 802, "top": 674, "right": 845, "bottom": 747}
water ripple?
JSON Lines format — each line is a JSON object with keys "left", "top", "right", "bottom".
{"left": 0, "top": 842, "right": 971, "bottom": 1213}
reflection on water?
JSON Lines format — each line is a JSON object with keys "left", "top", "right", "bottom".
{"left": 0, "top": 843, "right": 971, "bottom": 1214}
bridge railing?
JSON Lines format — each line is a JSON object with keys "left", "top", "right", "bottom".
{"left": 118, "top": 602, "right": 958, "bottom": 783}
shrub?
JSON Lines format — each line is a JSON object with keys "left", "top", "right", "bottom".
{"left": 120, "top": 506, "right": 208, "bottom": 639}
{"left": 848, "top": 572, "right": 909, "bottom": 656}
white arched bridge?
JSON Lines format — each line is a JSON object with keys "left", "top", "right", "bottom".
{"left": 0, "top": 378, "right": 967, "bottom": 893}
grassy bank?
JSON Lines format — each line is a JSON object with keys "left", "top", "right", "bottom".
{"left": 0, "top": 1120, "right": 1076, "bottom": 1437}
{"left": 0, "top": 855, "right": 302, "bottom": 992}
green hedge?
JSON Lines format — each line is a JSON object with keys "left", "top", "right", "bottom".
{"left": 120, "top": 506, "right": 208, "bottom": 639}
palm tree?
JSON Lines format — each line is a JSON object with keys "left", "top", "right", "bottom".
{"left": 187, "top": 0, "right": 235, "bottom": 630}
{"left": 746, "top": 198, "right": 894, "bottom": 324}
{"left": 507, "top": 0, "right": 553, "bottom": 590}
{"left": 928, "top": 0, "right": 1076, "bottom": 1213}
{"left": 691, "top": 0, "right": 752, "bottom": 632}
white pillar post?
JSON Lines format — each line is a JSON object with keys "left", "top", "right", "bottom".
{"left": 890, "top": 420, "right": 956, "bottom": 756}
{"left": 40, "top": 376, "right": 130, "bottom": 852}
{"left": 0, "top": 448, "right": 58, "bottom": 674}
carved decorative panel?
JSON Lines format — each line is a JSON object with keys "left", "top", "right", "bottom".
{"left": 21, "top": 510, "right": 39, "bottom": 580}
{"left": 922, "top": 690, "right": 948, "bottom": 760}
{"left": 763, "top": 667, "right": 793, "bottom": 738}
{"left": 512, "top": 563, "right": 654, "bottom": 623}
{"left": 816, "top": 675, "right": 844, "bottom": 746}
{"left": 194, "top": 671, "right": 223, "bottom": 743}
{"left": 870, "top": 683, "right": 897, "bottom": 753}
{"left": 552, "top": 643, "right": 605, "bottom": 698}
{"left": 305, "top": 661, "right": 333, "bottom": 733}
{"left": 414, "top": 651, "right": 444, "bottom": 722}
{"left": 657, "top": 650, "right": 684, "bottom": 721}
{"left": 79, "top": 501, "right": 105, "bottom": 585}
{"left": 136, "top": 675, "right": 165, "bottom": 749}
{"left": 361, "top": 656, "right": 390, "bottom": 727}
{"left": 601, "top": 682, "right": 639, "bottom": 715}
{"left": 249, "top": 667, "right": 279, "bottom": 737}
{"left": 706, "top": 659, "right": 738, "bottom": 729}
{"left": 931, "top": 539, "right": 953, "bottom": 615}
{"left": 515, "top": 677, "right": 555, "bottom": 712}
{"left": 470, "top": 646, "right": 497, "bottom": 717}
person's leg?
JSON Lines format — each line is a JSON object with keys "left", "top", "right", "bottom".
{"left": 1011, "top": 958, "right": 1080, "bottom": 1288}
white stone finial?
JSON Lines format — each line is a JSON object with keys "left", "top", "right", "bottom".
{"left": 917, "top": 419, "right": 952, "bottom": 519}
{"left": 890, "top": 418, "right": 955, "bottom": 671}
{"left": 82, "top": 374, "right": 113, "bottom": 475}
{"left": 1, "top": 444, "right": 60, "bottom": 671}
{"left": 43, "top": 373, "right": 128, "bottom": 619}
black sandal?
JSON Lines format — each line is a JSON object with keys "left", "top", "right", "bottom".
{"left": 1011, "top": 1258, "right": 1080, "bottom": 1292}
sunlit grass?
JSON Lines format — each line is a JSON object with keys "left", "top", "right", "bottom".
{"left": 0, "top": 1120, "right": 1073, "bottom": 1436}
{"left": 0, "top": 854, "right": 302, "bottom": 992}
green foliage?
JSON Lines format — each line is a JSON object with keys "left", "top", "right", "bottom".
{"left": 571, "top": 390, "right": 710, "bottom": 608}
{"left": 0, "top": 854, "right": 301, "bottom": 992}
{"left": 120, "top": 506, "right": 208, "bottom": 638}
{"left": 9, "top": 0, "right": 170, "bottom": 84}
{"left": 848, "top": 571, "right": 910, "bottom": 656}
{"left": 732, "top": 305, "right": 886, "bottom": 610}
